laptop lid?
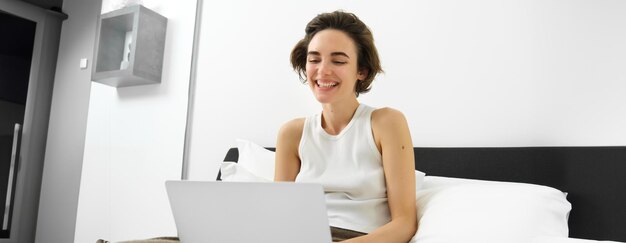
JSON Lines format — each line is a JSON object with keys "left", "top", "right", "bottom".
{"left": 165, "top": 181, "right": 332, "bottom": 243}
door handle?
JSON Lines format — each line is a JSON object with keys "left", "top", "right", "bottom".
{"left": 3, "top": 123, "right": 21, "bottom": 230}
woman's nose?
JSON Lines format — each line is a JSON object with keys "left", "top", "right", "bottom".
{"left": 317, "top": 61, "right": 332, "bottom": 76}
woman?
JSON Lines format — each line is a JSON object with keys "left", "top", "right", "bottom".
{"left": 274, "top": 10, "right": 417, "bottom": 243}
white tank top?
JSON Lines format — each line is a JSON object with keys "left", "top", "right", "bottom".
{"left": 296, "top": 103, "right": 390, "bottom": 233}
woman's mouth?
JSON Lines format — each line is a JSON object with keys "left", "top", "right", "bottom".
{"left": 316, "top": 80, "right": 338, "bottom": 88}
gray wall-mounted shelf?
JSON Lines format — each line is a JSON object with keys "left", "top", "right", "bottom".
{"left": 92, "top": 5, "right": 167, "bottom": 87}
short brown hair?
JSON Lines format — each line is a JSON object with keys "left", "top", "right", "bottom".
{"left": 290, "top": 10, "right": 383, "bottom": 96}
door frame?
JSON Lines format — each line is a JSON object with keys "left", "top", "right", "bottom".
{"left": 0, "top": 1, "right": 66, "bottom": 242}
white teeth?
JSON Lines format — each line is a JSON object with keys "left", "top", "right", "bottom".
{"left": 317, "top": 81, "right": 338, "bottom": 88}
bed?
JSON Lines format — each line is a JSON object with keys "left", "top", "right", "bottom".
{"left": 218, "top": 143, "right": 626, "bottom": 242}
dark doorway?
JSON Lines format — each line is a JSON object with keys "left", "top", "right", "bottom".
{"left": 0, "top": 10, "right": 36, "bottom": 238}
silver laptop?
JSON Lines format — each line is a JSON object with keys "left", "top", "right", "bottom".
{"left": 165, "top": 181, "right": 332, "bottom": 243}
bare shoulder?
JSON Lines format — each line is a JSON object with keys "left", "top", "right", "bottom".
{"left": 278, "top": 118, "right": 305, "bottom": 139}
{"left": 277, "top": 118, "right": 306, "bottom": 152}
{"left": 371, "top": 107, "right": 411, "bottom": 151}
{"left": 371, "top": 107, "right": 408, "bottom": 127}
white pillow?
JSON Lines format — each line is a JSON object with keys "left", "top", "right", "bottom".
{"left": 220, "top": 162, "right": 270, "bottom": 182}
{"left": 415, "top": 170, "right": 426, "bottom": 190}
{"left": 409, "top": 176, "right": 572, "bottom": 243}
{"left": 423, "top": 175, "right": 527, "bottom": 187}
{"left": 232, "top": 138, "right": 276, "bottom": 181}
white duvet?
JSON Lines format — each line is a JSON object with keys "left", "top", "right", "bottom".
{"left": 532, "top": 236, "right": 622, "bottom": 243}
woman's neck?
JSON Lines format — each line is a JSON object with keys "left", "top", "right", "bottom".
{"left": 320, "top": 99, "right": 360, "bottom": 135}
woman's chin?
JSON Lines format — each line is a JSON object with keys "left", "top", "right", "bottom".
{"left": 314, "top": 95, "right": 333, "bottom": 104}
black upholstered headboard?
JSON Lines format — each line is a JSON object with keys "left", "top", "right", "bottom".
{"left": 219, "top": 146, "right": 626, "bottom": 242}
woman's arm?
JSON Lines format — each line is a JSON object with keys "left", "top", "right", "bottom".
{"left": 274, "top": 118, "right": 305, "bottom": 182}
{"left": 343, "top": 108, "right": 417, "bottom": 243}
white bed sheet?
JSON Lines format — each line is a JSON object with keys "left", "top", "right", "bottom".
{"left": 411, "top": 236, "right": 623, "bottom": 243}
{"left": 532, "top": 236, "right": 623, "bottom": 243}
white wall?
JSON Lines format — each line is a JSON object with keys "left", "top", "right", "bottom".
{"left": 72, "top": 0, "right": 196, "bottom": 242}
{"left": 187, "top": 0, "right": 626, "bottom": 180}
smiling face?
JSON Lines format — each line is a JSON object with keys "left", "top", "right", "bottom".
{"left": 306, "top": 29, "right": 367, "bottom": 105}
